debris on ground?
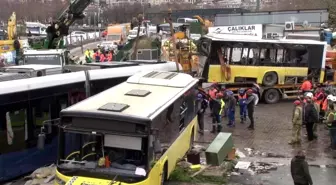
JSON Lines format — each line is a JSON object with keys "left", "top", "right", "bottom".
{"left": 243, "top": 148, "right": 288, "bottom": 158}
{"left": 231, "top": 160, "right": 284, "bottom": 176}
{"left": 23, "top": 164, "right": 56, "bottom": 185}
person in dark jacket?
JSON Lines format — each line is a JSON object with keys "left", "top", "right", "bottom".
{"left": 196, "top": 93, "right": 208, "bottom": 135}
{"left": 303, "top": 96, "right": 319, "bottom": 141}
{"left": 225, "top": 90, "right": 236, "bottom": 127}
{"left": 211, "top": 93, "right": 225, "bottom": 133}
{"left": 245, "top": 89, "right": 256, "bottom": 130}
{"left": 291, "top": 150, "right": 313, "bottom": 185}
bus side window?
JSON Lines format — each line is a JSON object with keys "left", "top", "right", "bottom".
{"left": 0, "top": 109, "right": 27, "bottom": 154}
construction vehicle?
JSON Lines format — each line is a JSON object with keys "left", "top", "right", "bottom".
{"left": 0, "top": 12, "right": 26, "bottom": 64}
{"left": 160, "top": 18, "right": 199, "bottom": 75}
{"left": 28, "top": 0, "right": 92, "bottom": 50}
{"left": 193, "top": 15, "right": 213, "bottom": 35}
{"left": 24, "top": 0, "right": 93, "bottom": 67}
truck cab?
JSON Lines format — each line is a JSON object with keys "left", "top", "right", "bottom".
{"left": 22, "top": 49, "right": 69, "bottom": 66}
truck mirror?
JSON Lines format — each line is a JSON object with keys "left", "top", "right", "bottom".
{"left": 153, "top": 139, "right": 161, "bottom": 154}
{"left": 37, "top": 132, "right": 46, "bottom": 150}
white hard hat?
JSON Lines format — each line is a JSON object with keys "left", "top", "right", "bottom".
{"left": 332, "top": 97, "right": 336, "bottom": 102}
{"left": 305, "top": 92, "right": 313, "bottom": 98}
{"left": 327, "top": 95, "right": 333, "bottom": 100}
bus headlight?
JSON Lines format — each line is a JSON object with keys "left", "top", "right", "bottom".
{"left": 55, "top": 176, "right": 66, "bottom": 185}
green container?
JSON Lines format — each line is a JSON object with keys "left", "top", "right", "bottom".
{"left": 205, "top": 132, "right": 234, "bottom": 166}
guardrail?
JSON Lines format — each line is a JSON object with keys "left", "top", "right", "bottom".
{"left": 65, "top": 32, "right": 102, "bottom": 50}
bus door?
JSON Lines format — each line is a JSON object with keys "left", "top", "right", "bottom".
{"left": 283, "top": 45, "right": 309, "bottom": 83}
{"left": 307, "top": 44, "right": 325, "bottom": 82}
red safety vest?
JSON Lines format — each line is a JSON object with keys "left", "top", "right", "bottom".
{"left": 322, "top": 98, "right": 328, "bottom": 111}
{"left": 238, "top": 94, "right": 247, "bottom": 99}
{"left": 314, "top": 92, "right": 324, "bottom": 105}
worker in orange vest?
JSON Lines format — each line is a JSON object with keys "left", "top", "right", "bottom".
{"left": 208, "top": 85, "right": 218, "bottom": 111}
{"left": 300, "top": 77, "right": 313, "bottom": 95}
{"left": 99, "top": 52, "right": 106, "bottom": 62}
{"left": 314, "top": 88, "right": 325, "bottom": 106}
{"left": 107, "top": 50, "right": 113, "bottom": 61}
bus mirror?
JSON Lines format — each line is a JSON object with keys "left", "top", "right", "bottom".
{"left": 153, "top": 139, "right": 161, "bottom": 154}
{"left": 37, "top": 132, "right": 46, "bottom": 150}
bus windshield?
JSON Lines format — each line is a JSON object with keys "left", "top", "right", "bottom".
{"left": 57, "top": 130, "right": 148, "bottom": 182}
{"left": 24, "top": 54, "right": 62, "bottom": 65}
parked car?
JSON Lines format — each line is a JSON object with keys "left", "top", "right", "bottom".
{"left": 70, "top": 31, "right": 87, "bottom": 40}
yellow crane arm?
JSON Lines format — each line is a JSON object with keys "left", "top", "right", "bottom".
{"left": 7, "top": 12, "right": 16, "bottom": 40}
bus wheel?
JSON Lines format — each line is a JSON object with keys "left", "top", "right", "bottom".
{"left": 262, "top": 72, "right": 278, "bottom": 86}
{"left": 264, "top": 89, "right": 280, "bottom": 104}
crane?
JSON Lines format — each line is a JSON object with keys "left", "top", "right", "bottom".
{"left": 29, "top": 0, "right": 93, "bottom": 49}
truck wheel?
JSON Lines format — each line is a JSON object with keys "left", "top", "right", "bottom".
{"left": 264, "top": 89, "right": 280, "bottom": 104}
{"left": 262, "top": 72, "right": 278, "bottom": 86}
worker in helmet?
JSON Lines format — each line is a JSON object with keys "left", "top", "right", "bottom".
{"left": 303, "top": 94, "right": 318, "bottom": 141}
{"left": 211, "top": 92, "right": 225, "bottom": 133}
{"left": 238, "top": 88, "right": 247, "bottom": 123}
{"left": 225, "top": 90, "right": 236, "bottom": 127}
{"left": 196, "top": 93, "right": 208, "bottom": 135}
{"left": 312, "top": 97, "right": 320, "bottom": 138}
{"left": 289, "top": 100, "right": 303, "bottom": 145}
{"left": 300, "top": 77, "right": 313, "bottom": 95}
{"left": 246, "top": 89, "right": 256, "bottom": 130}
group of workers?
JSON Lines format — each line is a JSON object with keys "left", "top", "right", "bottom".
{"left": 196, "top": 84, "right": 259, "bottom": 134}
{"left": 85, "top": 44, "right": 114, "bottom": 63}
{"left": 290, "top": 78, "right": 336, "bottom": 148}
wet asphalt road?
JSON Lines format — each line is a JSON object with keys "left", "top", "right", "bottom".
{"left": 197, "top": 101, "right": 336, "bottom": 165}
{"left": 193, "top": 101, "right": 336, "bottom": 185}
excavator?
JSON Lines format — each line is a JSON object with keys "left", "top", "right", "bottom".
{"left": 0, "top": 12, "right": 24, "bottom": 64}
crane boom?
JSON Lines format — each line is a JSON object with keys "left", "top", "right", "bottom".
{"left": 45, "top": 0, "right": 93, "bottom": 49}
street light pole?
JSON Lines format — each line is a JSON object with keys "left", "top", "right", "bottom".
{"left": 98, "top": 0, "right": 101, "bottom": 40}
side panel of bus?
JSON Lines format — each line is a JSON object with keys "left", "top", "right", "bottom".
{"left": 149, "top": 86, "right": 198, "bottom": 183}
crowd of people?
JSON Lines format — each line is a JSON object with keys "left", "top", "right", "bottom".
{"left": 196, "top": 83, "right": 260, "bottom": 134}
{"left": 84, "top": 44, "right": 115, "bottom": 63}
{"left": 195, "top": 78, "right": 336, "bottom": 150}
{"left": 289, "top": 78, "right": 336, "bottom": 148}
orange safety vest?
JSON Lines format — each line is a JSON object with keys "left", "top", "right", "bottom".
{"left": 99, "top": 54, "right": 105, "bottom": 62}
{"left": 107, "top": 53, "right": 113, "bottom": 61}
{"left": 238, "top": 94, "right": 247, "bottom": 99}
{"left": 322, "top": 98, "right": 328, "bottom": 111}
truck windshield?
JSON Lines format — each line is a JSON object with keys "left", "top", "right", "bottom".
{"left": 107, "top": 35, "right": 121, "bottom": 41}
{"left": 24, "top": 54, "right": 61, "bottom": 65}
{"left": 57, "top": 131, "right": 148, "bottom": 182}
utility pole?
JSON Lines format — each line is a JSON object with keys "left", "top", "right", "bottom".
{"left": 97, "top": 0, "right": 101, "bottom": 41}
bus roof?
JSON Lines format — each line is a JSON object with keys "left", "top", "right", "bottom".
{"left": 61, "top": 71, "right": 198, "bottom": 122}
{"left": 0, "top": 62, "right": 180, "bottom": 95}
{"left": 204, "top": 33, "right": 327, "bottom": 45}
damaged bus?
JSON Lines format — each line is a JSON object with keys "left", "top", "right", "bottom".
{"left": 199, "top": 33, "right": 330, "bottom": 103}
{"left": 50, "top": 71, "right": 199, "bottom": 185}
